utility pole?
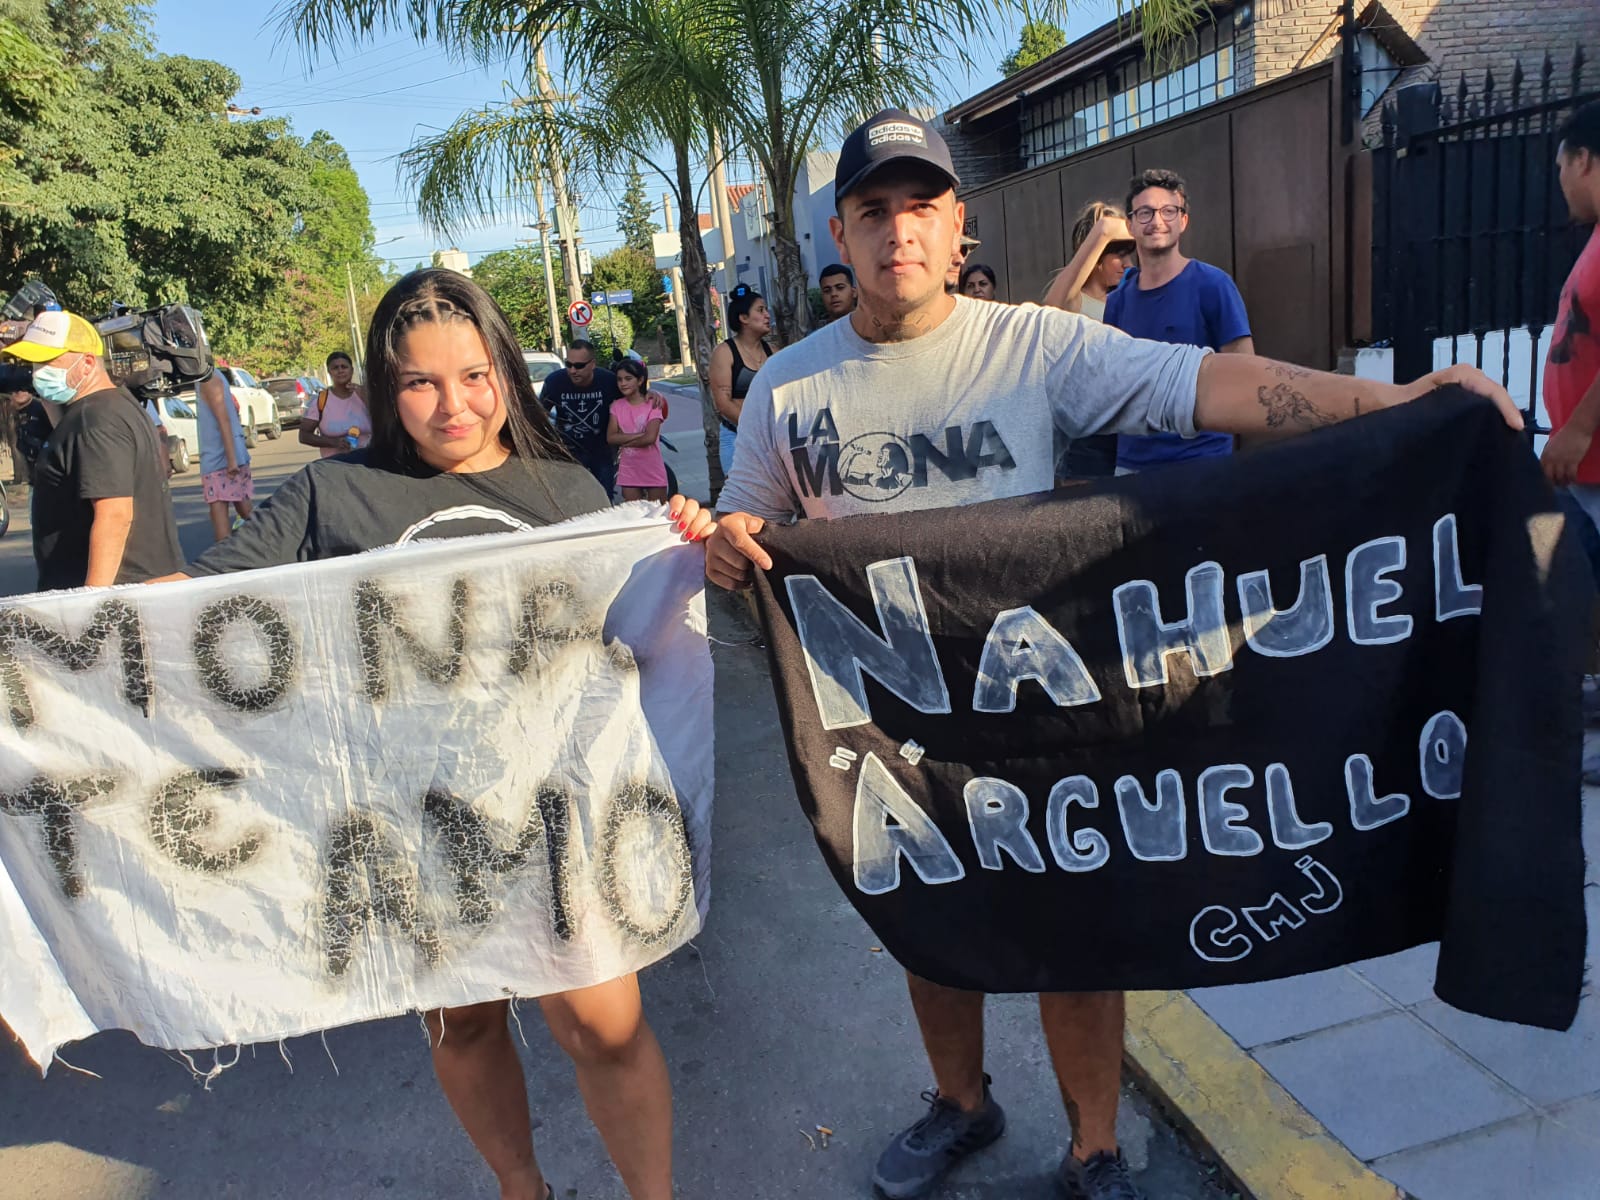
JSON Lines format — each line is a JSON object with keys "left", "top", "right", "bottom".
{"left": 709, "top": 130, "right": 738, "bottom": 297}
{"left": 535, "top": 45, "right": 586, "bottom": 338}
{"left": 531, "top": 175, "right": 562, "bottom": 351}
{"left": 344, "top": 263, "right": 365, "bottom": 380}
{"left": 662, "top": 193, "right": 692, "bottom": 373}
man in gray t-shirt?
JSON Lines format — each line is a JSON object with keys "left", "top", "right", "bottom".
{"left": 678, "top": 108, "right": 1520, "bottom": 1200}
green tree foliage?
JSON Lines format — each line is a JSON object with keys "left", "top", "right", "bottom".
{"left": 584, "top": 305, "right": 634, "bottom": 362}
{"left": 591, "top": 246, "right": 665, "bottom": 341}
{"left": 0, "top": 0, "right": 387, "bottom": 375}
{"left": 616, "top": 162, "right": 661, "bottom": 255}
{"left": 1000, "top": 19, "right": 1067, "bottom": 76}
{"left": 472, "top": 244, "right": 566, "bottom": 349}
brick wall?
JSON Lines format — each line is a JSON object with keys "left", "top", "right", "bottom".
{"left": 1248, "top": 0, "right": 1599, "bottom": 93}
{"left": 937, "top": 117, "right": 1021, "bottom": 194}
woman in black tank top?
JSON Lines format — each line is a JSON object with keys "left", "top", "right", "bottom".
{"left": 709, "top": 285, "right": 775, "bottom": 476}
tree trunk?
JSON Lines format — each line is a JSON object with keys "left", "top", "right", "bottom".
{"left": 765, "top": 159, "right": 815, "bottom": 346}
{"left": 675, "top": 145, "right": 725, "bottom": 501}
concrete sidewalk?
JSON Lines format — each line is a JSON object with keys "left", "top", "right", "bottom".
{"left": 658, "top": 422, "right": 1600, "bottom": 1200}
{"left": 1176, "top": 778, "right": 1598, "bottom": 1198}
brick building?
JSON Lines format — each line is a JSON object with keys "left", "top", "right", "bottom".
{"left": 943, "top": 0, "right": 1600, "bottom": 188}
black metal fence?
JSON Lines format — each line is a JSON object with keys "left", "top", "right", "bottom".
{"left": 1371, "top": 47, "right": 1595, "bottom": 429}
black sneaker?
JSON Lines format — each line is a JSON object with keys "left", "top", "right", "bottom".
{"left": 1056, "top": 1149, "right": 1146, "bottom": 1200}
{"left": 871, "top": 1075, "right": 1006, "bottom": 1199}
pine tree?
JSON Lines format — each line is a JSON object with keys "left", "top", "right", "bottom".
{"left": 616, "top": 163, "right": 660, "bottom": 255}
{"left": 1000, "top": 19, "right": 1067, "bottom": 77}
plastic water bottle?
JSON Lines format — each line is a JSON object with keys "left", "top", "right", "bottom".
{"left": 345, "top": 426, "right": 360, "bottom": 450}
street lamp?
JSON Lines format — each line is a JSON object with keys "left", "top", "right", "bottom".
{"left": 346, "top": 236, "right": 405, "bottom": 379}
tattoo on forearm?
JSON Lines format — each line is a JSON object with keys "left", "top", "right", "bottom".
{"left": 1267, "top": 362, "right": 1313, "bottom": 381}
{"left": 1257, "top": 382, "right": 1342, "bottom": 430}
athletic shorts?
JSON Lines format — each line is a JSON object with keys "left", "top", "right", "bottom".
{"left": 202, "top": 466, "right": 255, "bottom": 504}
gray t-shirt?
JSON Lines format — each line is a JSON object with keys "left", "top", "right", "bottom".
{"left": 717, "top": 297, "right": 1208, "bottom": 521}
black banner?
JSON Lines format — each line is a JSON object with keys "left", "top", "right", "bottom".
{"left": 753, "top": 391, "right": 1589, "bottom": 1031}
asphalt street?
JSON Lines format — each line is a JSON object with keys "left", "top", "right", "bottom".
{"left": 0, "top": 406, "right": 1236, "bottom": 1200}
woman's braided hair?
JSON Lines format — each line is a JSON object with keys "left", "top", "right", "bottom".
{"left": 364, "top": 269, "right": 572, "bottom": 483}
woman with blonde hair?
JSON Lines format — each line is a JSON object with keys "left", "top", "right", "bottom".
{"left": 1045, "top": 201, "right": 1137, "bottom": 478}
{"left": 1043, "top": 200, "right": 1137, "bottom": 320}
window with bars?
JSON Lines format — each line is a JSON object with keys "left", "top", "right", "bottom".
{"left": 1020, "top": 22, "right": 1238, "bottom": 170}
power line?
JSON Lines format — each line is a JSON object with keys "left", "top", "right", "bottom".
{"left": 246, "top": 45, "right": 440, "bottom": 107}
{"left": 238, "top": 37, "right": 425, "bottom": 92}
{"left": 258, "top": 67, "right": 488, "bottom": 110}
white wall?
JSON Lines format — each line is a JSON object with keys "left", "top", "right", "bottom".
{"left": 1353, "top": 326, "right": 1556, "bottom": 452}
{"left": 726, "top": 150, "right": 844, "bottom": 302}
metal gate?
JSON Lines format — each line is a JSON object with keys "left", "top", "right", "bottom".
{"left": 1370, "top": 48, "right": 1595, "bottom": 431}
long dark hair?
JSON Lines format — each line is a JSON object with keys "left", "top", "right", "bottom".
{"left": 614, "top": 358, "right": 649, "bottom": 388}
{"left": 959, "top": 261, "right": 997, "bottom": 292}
{"left": 363, "top": 269, "right": 570, "bottom": 474}
{"left": 726, "top": 284, "right": 765, "bottom": 339}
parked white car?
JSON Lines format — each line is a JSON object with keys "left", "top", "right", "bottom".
{"left": 151, "top": 393, "right": 200, "bottom": 474}
{"left": 218, "top": 366, "right": 281, "bottom": 443}
{"left": 523, "top": 351, "right": 563, "bottom": 400}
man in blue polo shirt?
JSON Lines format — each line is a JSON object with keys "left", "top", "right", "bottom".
{"left": 1106, "top": 168, "right": 1254, "bottom": 471}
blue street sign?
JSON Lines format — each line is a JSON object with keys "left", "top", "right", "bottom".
{"left": 590, "top": 289, "right": 635, "bottom": 306}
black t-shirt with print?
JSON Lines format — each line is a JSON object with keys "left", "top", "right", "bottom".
{"left": 187, "top": 450, "right": 607, "bottom": 576}
{"left": 31, "top": 386, "right": 183, "bottom": 591}
{"left": 539, "top": 368, "right": 622, "bottom": 467}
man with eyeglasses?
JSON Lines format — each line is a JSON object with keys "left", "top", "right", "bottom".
{"left": 538, "top": 338, "right": 622, "bottom": 499}
{"left": 1106, "top": 169, "right": 1253, "bottom": 473}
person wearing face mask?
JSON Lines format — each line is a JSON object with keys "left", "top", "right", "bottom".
{"left": 1, "top": 309, "right": 181, "bottom": 590}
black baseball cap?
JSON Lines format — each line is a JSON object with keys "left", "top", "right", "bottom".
{"left": 835, "top": 108, "right": 961, "bottom": 204}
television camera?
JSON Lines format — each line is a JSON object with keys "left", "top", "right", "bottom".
{"left": 0, "top": 281, "right": 214, "bottom": 399}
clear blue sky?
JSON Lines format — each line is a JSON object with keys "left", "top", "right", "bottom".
{"left": 149, "top": 1, "right": 1123, "bottom": 271}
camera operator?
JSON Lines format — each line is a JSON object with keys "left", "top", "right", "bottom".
{"left": 1, "top": 309, "right": 181, "bottom": 589}
{"left": 3, "top": 387, "right": 41, "bottom": 494}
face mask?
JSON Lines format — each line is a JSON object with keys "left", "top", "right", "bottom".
{"left": 32, "top": 363, "right": 77, "bottom": 405}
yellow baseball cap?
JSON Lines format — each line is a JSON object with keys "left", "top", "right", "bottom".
{"left": 2, "top": 310, "right": 104, "bottom": 363}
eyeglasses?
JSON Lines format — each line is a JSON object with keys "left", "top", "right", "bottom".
{"left": 566, "top": 359, "right": 593, "bottom": 369}
{"left": 1132, "top": 204, "right": 1187, "bottom": 226}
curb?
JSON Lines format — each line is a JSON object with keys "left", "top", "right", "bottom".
{"left": 1123, "top": 990, "right": 1406, "bottom": 1200}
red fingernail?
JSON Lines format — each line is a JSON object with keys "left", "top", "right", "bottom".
{"left": 677, "top": 520, "right": 686, "bottom": 531}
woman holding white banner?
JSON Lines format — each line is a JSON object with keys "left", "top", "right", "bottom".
{"left": 155, "top": 269, "right": 684, "bottom": 1200}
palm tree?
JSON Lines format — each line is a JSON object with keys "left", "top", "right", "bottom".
{"left": 624, "top": 0, "right": 1209, "bottom": 343}
{"left": 275, "top": 0, "right": 1209, "bottom": 480}
{"left": 278, "top": 0, "right": 739, "bottom": 493}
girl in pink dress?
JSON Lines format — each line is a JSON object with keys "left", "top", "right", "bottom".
{"left": 606, "top": 358, "right": 668, "bottom": 501}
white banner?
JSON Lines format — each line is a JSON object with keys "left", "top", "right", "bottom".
{"left": 0, "top": 507, "right": 713, "bottom": 1071}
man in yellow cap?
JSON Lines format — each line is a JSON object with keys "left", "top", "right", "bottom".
{"left": 3, "top": 309, "right": 181, "bottom": 590}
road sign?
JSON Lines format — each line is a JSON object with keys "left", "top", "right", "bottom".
{"left": 652, "top": 231, "right": 680, "bottom": 271}
{"left": 568, "top": 300, "right": 593, "bottom": 327}
{"left": 591, "top": 290, "right": 635, "bottom": 306}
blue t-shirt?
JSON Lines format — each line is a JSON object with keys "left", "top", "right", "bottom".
{"left": 195, "top": 372, "right": 250, "bottom": 476}
{"left": 1104, "top": 259, "right": 1250, "bottom": 469}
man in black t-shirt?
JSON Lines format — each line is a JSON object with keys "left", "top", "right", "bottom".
{"left": 2, "top": 310, "right": 182, "bottom": 590}
{"left": 538, "top": 339, "right": 620, "bottom": 500}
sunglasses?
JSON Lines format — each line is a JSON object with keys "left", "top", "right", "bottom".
{"left": 566, "top": 359, "right": 594, "bottom": 369}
